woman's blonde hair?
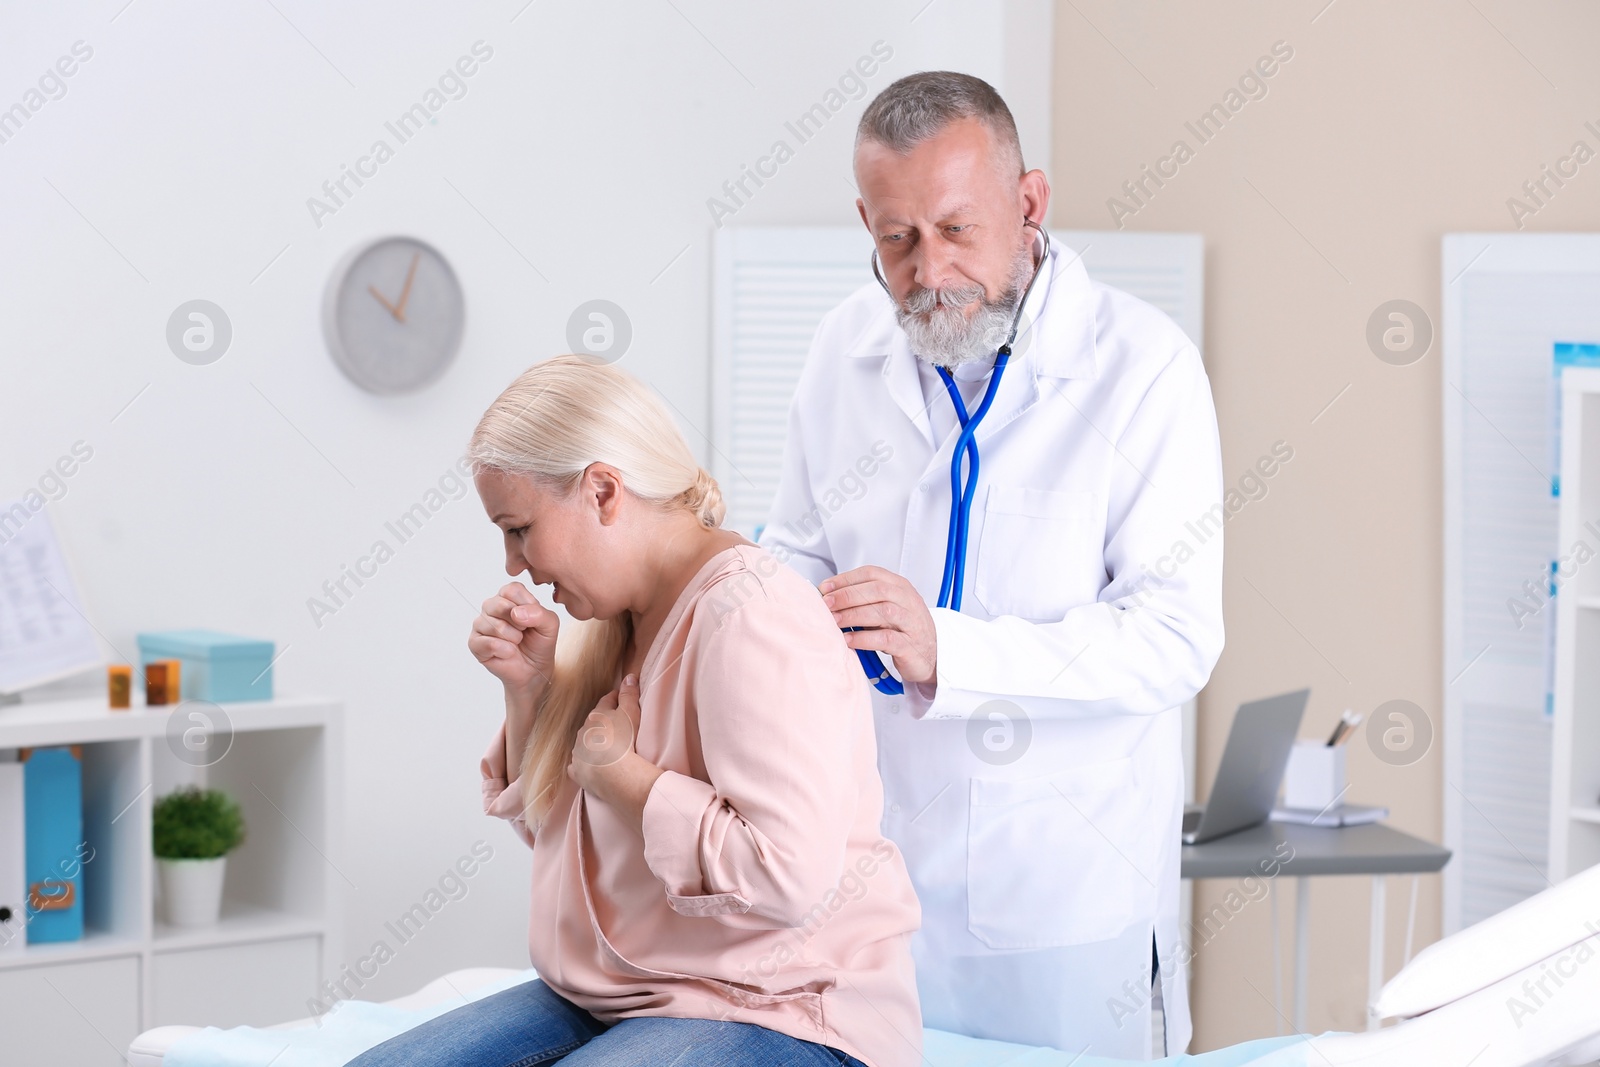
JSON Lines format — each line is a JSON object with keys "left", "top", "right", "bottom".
{"left": 467, "top": 354, "right": 725, "bottom": 825}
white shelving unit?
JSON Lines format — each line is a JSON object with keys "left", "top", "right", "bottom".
{"left": 0, "top": 694, "right": 342, "bottom": 1065}
{"left": 1550, "top": 367, "right": 1600, "bottom": 882}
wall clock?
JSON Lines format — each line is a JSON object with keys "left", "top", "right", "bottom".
{"left": 322, "top": 236, "right": 465, "bottom": 395}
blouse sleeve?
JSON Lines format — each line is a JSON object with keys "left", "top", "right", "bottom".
{"left": 640, "top": 568, "right": 863, "bottom": 928}
{"left": 481, "top": 720, "right": 537, "bottom": 850}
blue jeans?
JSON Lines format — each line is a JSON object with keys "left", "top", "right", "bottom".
{"left": 346, "top": 978, "right": 869, "bottom": 1067}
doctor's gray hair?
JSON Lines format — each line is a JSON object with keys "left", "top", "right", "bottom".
{"left": 855, "top": 71, "right": 1024, "bottom": 176}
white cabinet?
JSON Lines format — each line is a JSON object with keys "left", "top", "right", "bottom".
{"left": 0, "top": 956, "right": 141, "bottom": 1067}
{"left": 152, "top": 936, "right": 323, "bottom": 1028}
{"left": 1550, "top": 367, "right": 1600, "bottom": 881}
{"left": 0, "top": 695, "right": 342, "bottom": 1060}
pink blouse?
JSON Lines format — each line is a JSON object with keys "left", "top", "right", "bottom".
{"left": 481, "top": 544, "right": 922, "bottom": 1067}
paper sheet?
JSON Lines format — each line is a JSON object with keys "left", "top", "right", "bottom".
{"left": 0, "top": 502, "right": 102, "bottom": 695}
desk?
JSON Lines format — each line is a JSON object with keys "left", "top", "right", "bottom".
{"left": 1181, "top": 821, "right": 1450, "bottom": 1033}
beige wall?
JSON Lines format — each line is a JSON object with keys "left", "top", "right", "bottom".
{"left": 1048, "top": 0, "right": 1600, "bottom": 1050}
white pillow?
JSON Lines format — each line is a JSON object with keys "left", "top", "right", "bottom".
{"left": 1309, "top": 932, "right": 1600, "bottom": 1067}
{"left": 1375, "top": 861, "right": 1600, "bottom": 1020}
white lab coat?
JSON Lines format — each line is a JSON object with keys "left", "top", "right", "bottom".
{"left": 758, "top": 233, "right": 1225, "bottom": 1058}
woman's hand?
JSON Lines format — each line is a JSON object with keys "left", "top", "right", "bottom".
{"left": 469, "top": 582, "right": 559, "bottom": 697}
{"left": 568, "top": 675, "right": 664, "bottom": 833}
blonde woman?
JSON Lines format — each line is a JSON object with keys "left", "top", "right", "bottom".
{"left": 351, "top": 355, "right": 921, "bottom": 1067}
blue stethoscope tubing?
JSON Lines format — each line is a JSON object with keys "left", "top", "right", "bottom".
{"left": 853, "top": 221, "right": 1052, "bottom": 696}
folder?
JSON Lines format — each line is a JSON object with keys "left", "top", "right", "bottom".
{"left": 21, "top": 746, "right": 83, "bottom": 943}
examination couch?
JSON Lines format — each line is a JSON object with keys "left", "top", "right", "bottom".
{"left": 130, "top": 862, "right": 1600, "bottom": 1067}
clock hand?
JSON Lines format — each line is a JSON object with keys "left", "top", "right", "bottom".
{"left": 393, "top": 252, "right": 422, "bottom": 322}
{"left": 368, "top": 284, "right": 402, "bottom": 321}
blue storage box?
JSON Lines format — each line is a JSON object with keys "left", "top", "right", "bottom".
{"left": 23, "top": 746, "right": 84, "bottom": 943}
{"left": 135, "top": 630, "right": 275, "bottom": 702}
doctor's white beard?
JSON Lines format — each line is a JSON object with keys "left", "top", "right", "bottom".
{"left": 896, "top": 244, "right": 1037, "bottom": 370}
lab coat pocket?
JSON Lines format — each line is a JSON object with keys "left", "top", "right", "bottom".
{"left": 966, "top": 756, "right": 1156, "bottom": 950}
{"left": 972, "top": 485, "right": 1100, "bottom": 620}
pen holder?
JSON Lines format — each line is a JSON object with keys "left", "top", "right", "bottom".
{"left": 1284, "top": 740, "right": 1346, "bottom": 811}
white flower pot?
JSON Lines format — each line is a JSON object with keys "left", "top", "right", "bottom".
{"left": 158, "top": 856, "right": 227, "bottom": 927}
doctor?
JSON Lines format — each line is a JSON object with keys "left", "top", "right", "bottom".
{"left": 758, "top": 72, "right": 1224, "bottom": 1058}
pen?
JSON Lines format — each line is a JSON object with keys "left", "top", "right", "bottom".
{"left": 1338, "top": 716, "right": 1362, "bottom": 745}
{"left": 1327, "top": 712, "right": 1363, "bottom": 746}
{"left": 1326, "top": 710, "right": 1362, "bottom": 746}
{"left": 1325, "top": 710, "right": 1349, "bottom": 746}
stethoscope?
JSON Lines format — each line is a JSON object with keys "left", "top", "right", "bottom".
{"left": 853, "top": 220, "right": 1051, "bottom": 696}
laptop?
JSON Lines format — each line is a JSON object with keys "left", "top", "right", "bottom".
{"left": 1181, "top": 688, "right": 1309, "bottom": 845}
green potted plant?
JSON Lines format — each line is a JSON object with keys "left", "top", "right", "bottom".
{"left": 153, "top": 786, "right": 245, "bottom": 927}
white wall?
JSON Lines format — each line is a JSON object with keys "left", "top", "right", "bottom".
{"left": 0, "top": 0, "right": 1047, "bottom": 1005}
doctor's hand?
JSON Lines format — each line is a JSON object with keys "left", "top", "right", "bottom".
{"left": 820, "top": 566, "right": 937, "bottom": 686}
{"left": 567, "top": 675, "right": 663, "bottom": 834}
{"left": 469, "top": 582, "right": 559, "bottom": 698}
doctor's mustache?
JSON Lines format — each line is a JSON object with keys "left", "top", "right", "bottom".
{"left": 899, "top": 279, "right": 990, "bottom": 315}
